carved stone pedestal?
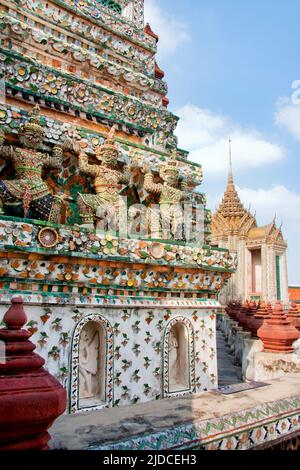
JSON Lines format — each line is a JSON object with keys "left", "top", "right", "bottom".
{"left": 252, "top": 351, "right": 300, "bottom": 381}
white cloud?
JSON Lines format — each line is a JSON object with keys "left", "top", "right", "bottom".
{"left": 237, "top": 185, "right": 300, "bottom": 224}
{"left": 144, "top": 0, "right": 190, "bottom": 58}
{"left": 274, "top": 96, "right": 300, "bottom": 141}
{"left": 175, "top": 104, "right": 285, "bottom": 176}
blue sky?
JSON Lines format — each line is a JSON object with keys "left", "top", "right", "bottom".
{"left": 145, "top": 0, "right": 300, "bottom": 284}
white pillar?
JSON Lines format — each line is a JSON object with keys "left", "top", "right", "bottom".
{"left": 280, "top": 251, "right": 289, "bottom": 305}
{"left": 261, "top": 243, "right": 268, "bottom": 300}
{"left": 267, "top": 245, "right": 276, "bottom": 303}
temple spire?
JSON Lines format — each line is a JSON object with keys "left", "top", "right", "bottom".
{"left": 215, "top": 139, "right": 248, "bottom": 219}
{"left": 228, "top": 138, "right": 234, "bottom": 185}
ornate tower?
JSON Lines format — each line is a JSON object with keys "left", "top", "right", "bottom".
{"left": 212, "top": 142, "right": 288, "bottom": 305}
{"left": 0, "top": 0, "right": 236, "bottom": 412}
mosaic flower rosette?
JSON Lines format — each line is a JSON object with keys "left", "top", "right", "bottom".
{"left": 0, "top": 219, "right": 237, "bottom": 272}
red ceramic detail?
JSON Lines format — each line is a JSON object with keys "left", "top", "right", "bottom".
{"left": 0, "top": 297, "right": 66, "bottom": 450}
{"left": 144, "top": 23, "right": 159, "bottom": 42}
{"left": 287, "top": 301, "right": 300, "bottom": 332}
{"left": 257, "top": 301, "right": 300, "bottom": 353}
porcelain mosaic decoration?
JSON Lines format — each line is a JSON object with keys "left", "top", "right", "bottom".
{"left": 0, "top": 0, "right": 236, "bottom": 413}
{"left": 90, "top": 393, "right": 300, "bottom": 450}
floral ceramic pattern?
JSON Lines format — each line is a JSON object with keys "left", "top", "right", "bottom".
{"left": 0, "top": 302, "right": 218, "bottom": 412}
{"left": 0, "top": 219, "right": 237, "bottom": 274}
{"left": 1, "top": 54, "right": 175, "bottom": 133}
{"left": 0, "top": 0, "right": 231, "bottom": 417}
{"left": 89, "top": 395, "right": 300, "bottom": 450}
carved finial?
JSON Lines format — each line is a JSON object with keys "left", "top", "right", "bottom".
{"left": 3, "top": 297, "right": 27, "bottom": 330}
{"left": 95, "top": 124, "right": 119, "bottom": 163}
{"left": 107, "top": 124, "right": 117, "bottom": 141}
{"left": 30, "top": 105, "right": 41, "bottom": 124}
{"left": 20, "top": 105, "right": 44, "bottom": 137}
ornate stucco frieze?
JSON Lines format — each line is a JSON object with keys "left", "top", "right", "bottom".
{"left": 0, "top": 218, "right": 237, "bottom": 272}
{"left": 0, "top": 12, "right": 167, "bottom": 96}
{"left": 0, "top": 52, "right": 175, "bottom": 133}
{"left": 0, "top": 103, "right": 203, "bottom": 185}
{"left": 7, "top": 0, "right": 154, "bottom": 50}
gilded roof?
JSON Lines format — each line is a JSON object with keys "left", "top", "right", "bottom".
{"left": 248, "top": 224, "right": 272, "bottom": 239}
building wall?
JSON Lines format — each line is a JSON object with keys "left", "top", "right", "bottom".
{"left": 218, "top": 238, "right": 289, "bottom": 304}
{"left": 0, "top": 300, "right": 218, "bottom": 413}
{"left": 289, "top": 286, "right": 300, "bottom": 303}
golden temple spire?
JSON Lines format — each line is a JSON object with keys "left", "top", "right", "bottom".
{"left": 216, "top": 139, "right": 247, "bottom": 219}
{"left": 228, "top": 138, "right": 234, "bottom": 185}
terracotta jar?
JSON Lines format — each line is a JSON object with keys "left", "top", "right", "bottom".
{"left": 226, "top": 302, "right": 240, "bottom": 321}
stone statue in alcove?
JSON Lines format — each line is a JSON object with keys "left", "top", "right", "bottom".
{"left": 168, "top": 325, "right": 189, "bottom": 392}
{"left": 168, "top": 328, "right": 180, "bottom": 389}
{"left": 79, "top": 323, "right": 100, "bottom": 400}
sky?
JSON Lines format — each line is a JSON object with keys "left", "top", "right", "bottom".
{"left": 144, "top": 0, "right": 300, "bottom": 285}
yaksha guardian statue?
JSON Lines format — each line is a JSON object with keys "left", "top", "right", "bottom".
{"left": 0, "top": 106, "right": 64, "bottom": 222}
{"left": 77, "top": 125, "right": 130, "bottom": 229}
{"left": 144, "top": 150, "right": 188, "bottom": 240}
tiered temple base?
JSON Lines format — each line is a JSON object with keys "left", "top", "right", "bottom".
{"left": 0, "top": 216, "right": 236, "bottom": 413}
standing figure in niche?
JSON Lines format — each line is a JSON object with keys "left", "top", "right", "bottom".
{"left": 79, "top": 326, "right": 100, "bottom": 400}
{"left": 143, "top": 150, "right": 188, "bottom": 240}
{"left": 76, "top": 125, "right": 130, "bottom": 229}
{"left": 0, "top": 105, "right": 65, "bottom": 222}
{"left": 168, "top": 328, "right": 180, "bottom": 388}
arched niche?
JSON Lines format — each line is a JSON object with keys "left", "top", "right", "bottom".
{"left": 163, "top": 317, "right": 195, "bottom": 398}
{"left": 78, "top": 321, "right": 105, "bottom": 408}
{"left": 69, "top": 314, "right": 114, "bottom": 414}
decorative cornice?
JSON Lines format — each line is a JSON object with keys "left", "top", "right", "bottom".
{"left": 0, "top": 103, "right": 203, "bottom": 185}
{"left": 0, "top": 50, "right": 175, "bottom": 134}
{"left": 0, "top": 217, "right": 237, "bottom": 273}
{"left": 12, "top": 0, "right": 152, "bottom": 50}
{"left": 0, "top": 12, "right": 167, "bottom": 96}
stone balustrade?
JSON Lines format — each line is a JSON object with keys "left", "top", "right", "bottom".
{"left": 218, "top": 301, "right": 300, "bottom": 384}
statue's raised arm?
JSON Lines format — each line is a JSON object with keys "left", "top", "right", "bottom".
{"left": 144, "top": 169, "right": 163, "bottom": 197}
{"left": 0, "top": 127, "right": 16, "bottom": 162}
{"left": 44, "top": 145, "right": 64, "bottom": 170}
{"left": 78, "top": 147, "right": 98, "bottom": 178}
